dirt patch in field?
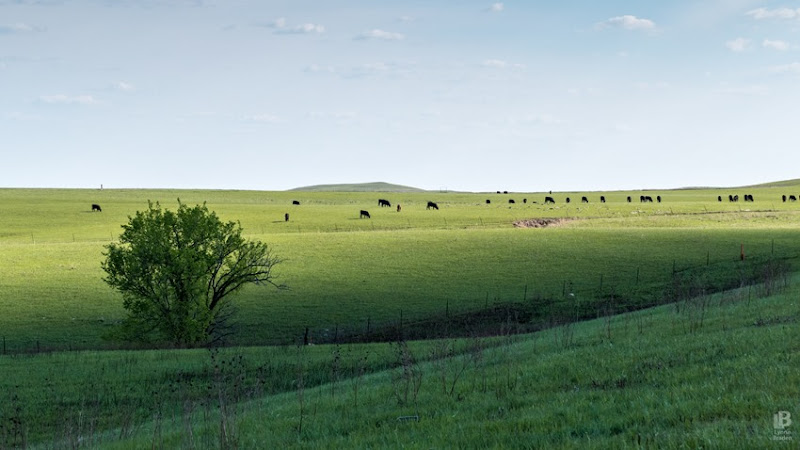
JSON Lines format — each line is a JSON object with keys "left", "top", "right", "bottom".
{"left": 513, "top": 218, "right": 572, "bottom": 228}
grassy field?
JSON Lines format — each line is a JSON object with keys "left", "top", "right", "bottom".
{"left": 2, "top": 273, "right": 796, "bottom": 448}
{"left": 1, "top": 183, "right": 799, "bottom": 447}
{"left": 2, "top": 186, "right": 800, "bottom": 351}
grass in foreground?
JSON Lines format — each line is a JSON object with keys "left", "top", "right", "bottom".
{"left": 3, "top": 275, "right": 797, "bottom": 449}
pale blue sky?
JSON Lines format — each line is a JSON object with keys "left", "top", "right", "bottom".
{"left": 2, "top": 0, "right": 799, "bottom": 192}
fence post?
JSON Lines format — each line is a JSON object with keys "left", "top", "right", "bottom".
{"left": 399, "top": 309, "right": 404, "bottom": 340}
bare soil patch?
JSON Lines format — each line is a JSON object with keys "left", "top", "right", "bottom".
{"left": 513, "top": 218, "right": 572, "bottom": 228}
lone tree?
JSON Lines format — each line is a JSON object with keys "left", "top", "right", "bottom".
{"left": 102, "top": 201, "right": 282, "bottom": 346}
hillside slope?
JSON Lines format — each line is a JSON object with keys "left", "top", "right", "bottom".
{"left": 288, "top": 181, "right": 426, "bottom": 192}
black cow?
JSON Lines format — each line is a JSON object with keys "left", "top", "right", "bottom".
{"left": 427, "top": 201, "right": 439, "bottom": 210}
{"left": 544, "top": 196, "right": 555, "bottom": 204}
{"left": 566, "top": 197, "right": 570, "bottom": 203}
{"left": 378, "top": 199, "right": 391, "bottom": 207}
{"left": 509, "top": 199, "right": 515, "bottom": 204}
{"left": 486, "top": 199, "right": 491, "bottom": 204}
{"left": 292, "top": 200, "right": 300, "bottom": 205}
{"left": 744, "top": 194, "right": 754, "bottom": 202}
{"left": 600, "top": 196, "right": 606, "bottom": 203}
{"left": 284, "top": 213, "right": 289, "bottom": 222}
{"left": 627, "top": 196, "right": 631, "bottom": 203}
{"left": 360, "top": 210, "right": 371, "bottom": 219}
{"left": 783, "top": 195, "right": 787, "bottom": 202}
{"left": 397, "top": 204, "right": 401, "bottom": 212}
{"left": 523, "top": 198, "right": 527, "bottom": 204}
{"left": 640, "top": 195, "right": 646, "bottom": 203}
{"left": 734, "top": 195, "right": 739, "bottom": 202}
{"left": 91, "top": 204, "right": 102, "bottom": 212}
{"left": 581, "top": 196, "right": 589, "bottom": 203}
{"left": 790, "top": 195, "right": 797, "bottom": 202}
{"left": 657, "top": 195, "right": 662, "bottom": 203}
{"left": 646, "top": 196, "right": 653, "bottom": 202}
{"left": 503, "top": 191, "right": 508, "bottom": 194}
{"left": 718, "top": 196, "right": 722, "bottom": 202}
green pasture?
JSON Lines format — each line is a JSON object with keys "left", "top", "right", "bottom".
{"left": 2, "top": 272, "right": 796, "bottom": 448}
{"left": 2, "top": 185, "right": 800, "bottom": 351}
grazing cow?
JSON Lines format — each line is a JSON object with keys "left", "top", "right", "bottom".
{"left": 91, "top": 204, "right": 102, "bottom": 212}
{"left": 360, "top": 210, "right": 371, "bottom": 219}
{"left": 657, "top": 195, "right": 662, "bottom": 203}
{"left": 378, "top": 199, "right": 391, "bottom": 207}
{"left": 427, "top": 201, "right": 439, "bottom": 210}
{"left": 783, "top": 195, "right": 787, "bottom": 202}
{"left": 566, "top": 197, "right": 570, "bottom": 203}
{"left": 790, "top": 195, "right": 797, "bottom": 202}
{"left": 523, "top": 198, "right": 527, "bottom": 204}
{"left": 627, "top": 196, "right": 631, "bottom": 203}
{"left": 581, "top": 196, "right": 589, "bottom": 203}
{"left": 734, "top": 195, "right": 739, "bottom": 202}
{"left": 397, "top": 204, "right": 401, "bottom": 212}
{"left": 496, "top": 191, "right": 501, "bottom": 194}
{"left": 646, "top": 196, "right": 653, "bottom": 202}
{"left": 503, "top": 191, "right": 508, "bottom": 194}
{"left": 284, "top": 213, "right": 289, "bottom": 222}
{"left": 544, "top": 196, "right": 555, "bottom": 204}
{"left": 486, "top": 199, "right": 491, "bottom": 204}
{"left": 718, "top": 196, "right": 722, "bottom": 202}
{"left": 292, "top": 200, "right": 300, "bottom": 205}
{"left": 728, "top": 195, "right": 734, "bottom": 202}
{"left": 600, "top": 196, "right": 606, "bottom": 203}
{"left": 744, "top": 194, "right": 754, "bottom": 202}
{"left": 640, "top": 195, "right": 646, "bottom": 203}
{"left": 509, "top": 199, "right": 515, "bottom": 204}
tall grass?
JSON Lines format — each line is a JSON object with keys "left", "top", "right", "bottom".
{"left": 4, "top": 272, "right": 795, "bottom": 448}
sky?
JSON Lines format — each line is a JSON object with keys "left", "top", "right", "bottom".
{"left": 1, "top": 0, "right": 799, "bottom": 192}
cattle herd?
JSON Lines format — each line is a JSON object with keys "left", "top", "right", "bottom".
{"left": 89, "top": 191, "right": 799, "bottom": 222}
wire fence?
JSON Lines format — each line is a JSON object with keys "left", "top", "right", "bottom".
{"left": 1, "top": 244, "right": 797, "bottom": 354}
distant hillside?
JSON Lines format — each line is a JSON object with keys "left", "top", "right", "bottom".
{"left": 742, "top": 178, "right": 800, "bottom": 188}
{"left": 289, "top": 182, "right": 427, "bottom": 192}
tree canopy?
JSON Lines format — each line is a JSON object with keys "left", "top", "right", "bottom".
{"left": 102, "top": 201, "right": 282, "bottom": 346}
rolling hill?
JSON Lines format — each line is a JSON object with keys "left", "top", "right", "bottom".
{"left": 288, "top": 181, "right": 427, "bottom": 192}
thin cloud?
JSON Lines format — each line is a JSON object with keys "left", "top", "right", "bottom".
{"left": 242, "top": 113, "right": 281, "bottom": 124}
{"left": 763, "top": 39, "right": 790, "bottom": 51}
{"left": 481, "top": 59, "right": 524, "bottom": 69}
{"left": 746, "top": 7, "right": 800, "bottom": 20}
{"left": 725, "top": 37, "right": 751, "bottom": 52}
{"left": 0, "top": 23, "right": 43, "bottom": 34}
{"left": 596, "top": 15, "right": 656, "bottom": 31}
{"left": 355, "top": 29, "right": 404, "bottom": 41}
{"left": 114, "top": 81, "right": 135, "bottom": 91}
{"left": 260, "top": 17, "right": 325, "bottom": 34}
{"left": 714, "top": 83, "right": 769, "bottom": 95}
{"left": 38, "top": 94, "right": 99, "bottom": 105}
{"left": 488, "top": 3, "right": 504, "bottom": 12}
{"left": 277, "top": 23, "right": 325, "bottom": 34}
{"left": 769, "top": 62, "right": 800, "bottom": 74}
